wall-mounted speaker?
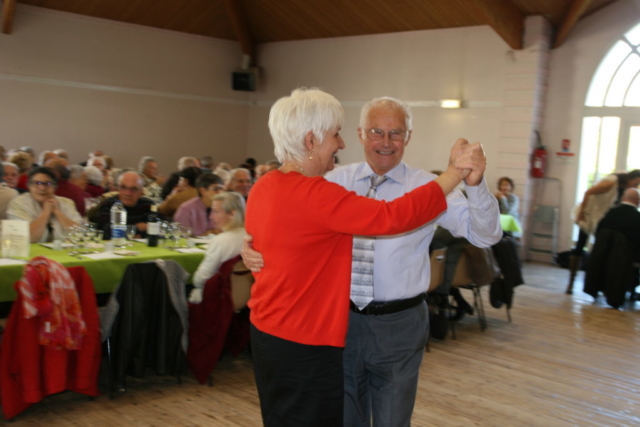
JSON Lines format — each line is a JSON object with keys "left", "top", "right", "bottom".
{"left": 232, "top": 68, "right": 259, "bottom": 92}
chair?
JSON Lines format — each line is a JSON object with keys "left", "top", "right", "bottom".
{"left": 0, "top": 263, "right": 101, "bottom": 420}
{"left": 449, "top": 245, "right": 500, "bottom": 338}
{"left": 425, "top": 248, "right": 447, "bottom": 351}
{"left": 187, "top": 255, "right": 253, "bottom": 386}
{"left": 101, "top": 260, "right": 190, "bottom": 398}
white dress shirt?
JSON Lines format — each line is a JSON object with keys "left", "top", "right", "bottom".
{"left": 325, "top": 161, "right": 502, "bottom": 301}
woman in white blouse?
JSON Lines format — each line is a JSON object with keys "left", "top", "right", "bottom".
{"left": 189, "top": 191, "right": 246, "bottom": 303}
{"left": 7, "top": 167, "right": 81, "bottom": 243}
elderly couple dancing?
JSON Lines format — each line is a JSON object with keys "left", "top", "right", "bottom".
{"left": 243, "top": 88, "right": 501, "bottom": 427}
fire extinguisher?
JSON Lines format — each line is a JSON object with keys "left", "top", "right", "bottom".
{"left": 531, "top": 131, "right": 547, "bottom": 178}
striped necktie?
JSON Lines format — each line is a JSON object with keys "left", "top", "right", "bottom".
{"left": 350, "top": 175, "right": 388, "bottom": 310}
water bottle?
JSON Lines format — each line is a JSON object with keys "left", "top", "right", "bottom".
{"left": 110, "top": 201, "right": 127, "bottom": 247}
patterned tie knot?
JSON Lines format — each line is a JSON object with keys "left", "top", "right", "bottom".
{"left": 366, "top": 175, "right": 388, "bottom": 198}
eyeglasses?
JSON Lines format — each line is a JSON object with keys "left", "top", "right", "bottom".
{"left": 366, "top": 128, "right": 407, "bottom": 142}
{"left": 29, "top": 180, "right": 54, "bottom": 187}
{"left": 120, "top": 185, "right": 142, "bottom": 192}
{"left": 207, "top": 185, "right": 225, "bottom": 192}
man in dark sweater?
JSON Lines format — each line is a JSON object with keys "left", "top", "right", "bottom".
{"left": 90, "top": 171, "right": 156, "bottom": 239}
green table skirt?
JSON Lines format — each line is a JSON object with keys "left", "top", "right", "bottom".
{"left": 0, "top": 242, "right": 205, "bottom": 302}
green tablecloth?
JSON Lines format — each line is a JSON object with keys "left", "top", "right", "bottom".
{"left": 500, "top": 214, "right": 522, "bottom": 232}
{"left": 0, "top": 242, "right": 205, "bottom": 302}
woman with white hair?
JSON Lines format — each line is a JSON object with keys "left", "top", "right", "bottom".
{"left": 190, "top": 192, "right": 246, "bottom": 303}
{"left": 245, "top": 87, "right": 475, "bottom": 426}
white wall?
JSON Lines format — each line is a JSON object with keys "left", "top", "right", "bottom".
{"left": 247, "top": 26, "right": 508, "bottom": 189}
{"left": 545, "top": 0, "right": 640, "bottom": 250}
{"left": 0, "top": 4, "right": 250, "bottom": 174}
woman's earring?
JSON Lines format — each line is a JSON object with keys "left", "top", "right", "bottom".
{"left": 309, "top": 151, "right": 314, "bottom": 160}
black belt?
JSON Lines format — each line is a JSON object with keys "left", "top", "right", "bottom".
{"left": 350, "top": 293, "right": 426, "bottom": 316}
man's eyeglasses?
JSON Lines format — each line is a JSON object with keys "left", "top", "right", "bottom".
{"left": 120, "top": 185, "right": 142, "bottom": 192}
{"left": 29, "top": 181, "right": 54, "bottom": 187}
{"left": 208, "top": 185, "right": 225, "bottom": 192}
{"left": 366, "top": 128, "right": 407, "bottom": 142}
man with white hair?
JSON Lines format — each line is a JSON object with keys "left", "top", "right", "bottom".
{"left": 228, "top": 168, "right": 252, "bottom": 199}
{"left": 89, "top": 171, "right": 156, "bottom": 239}
{"left": 0, "top": 162, "right": 18, "bottom": 219}
{"left": 138, "top": 156, "right": 165, "bottom": 200}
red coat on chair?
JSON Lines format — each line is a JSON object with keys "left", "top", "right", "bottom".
{"left": 0, "top": 265, "right": 101, "bottom": 420}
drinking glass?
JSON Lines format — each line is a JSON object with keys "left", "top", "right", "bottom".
{"left": 126, "top": 225, "right": 137, "bottom": 246}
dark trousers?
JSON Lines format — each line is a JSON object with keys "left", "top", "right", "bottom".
{"left": 250, "top": 324, "right": 344, "bottom": 427}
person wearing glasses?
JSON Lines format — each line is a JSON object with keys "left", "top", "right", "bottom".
{"left": 244, "top": 88, "right": 486, "bottom": 427}
{"left": 173, "top": 173, "right": 226, "bottom": 236}
{"left": 7, "top": 167, "right": 82, "bottom": 243}
{"left": 89, "top": 171, "right": 156, "bottom": 239}
{"left": 243, "top": 96, "right": 501, "bottom": 427}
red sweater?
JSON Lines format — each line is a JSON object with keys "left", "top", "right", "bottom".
{"left": 246, "top": 171, "right": 446, "bottom": 348}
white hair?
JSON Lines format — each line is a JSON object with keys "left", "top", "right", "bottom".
{"left": 117, "top": 171, "right": 145, "bottom": 188}
{"left": 69, "top": 164, "right": 85, "bottom": 180}
{"left": 269, "top": 88, "right": 344, "bottom": 163}
{"left": 84, "top": 165, "right": 103, "bottom": 185}
{"left": 138, "top": 156, "right": 156, "bottom": 173}
{"left": 2, "top": 162, "right": 18, "bottom": 172}
{"left": 213, "top": 168, "right": 231, "bottom": 186}
{"left": 88, "top": 156, "right": 106, "bottom": 168}
{"left": 359, "top": 96, "right": 413, "bottom": 132}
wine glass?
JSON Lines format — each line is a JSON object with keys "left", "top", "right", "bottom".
{"left": 126, "top": 225, "right": 137, "bottom": 246}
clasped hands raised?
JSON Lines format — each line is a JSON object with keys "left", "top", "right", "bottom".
{"left": 447, "top": 138, "right": 486, "bottom": 187}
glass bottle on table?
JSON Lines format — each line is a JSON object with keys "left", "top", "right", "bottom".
{"left": 147, "top": 205, "right": 159, "bottom": 247}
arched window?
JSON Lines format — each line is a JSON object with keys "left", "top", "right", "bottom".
{"left": 578, "top": 23, "right": 640, "bottom": 202}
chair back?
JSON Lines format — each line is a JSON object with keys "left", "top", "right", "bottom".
{"left": 428, "top": 248, "right": 447, "bottom": 293}
{"left": 231, "top": 260, "right": 254, "bottom": 312}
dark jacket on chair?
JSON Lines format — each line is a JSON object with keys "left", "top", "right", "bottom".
{"left": 584, "top": 228, "right": 634, "bottom": 308}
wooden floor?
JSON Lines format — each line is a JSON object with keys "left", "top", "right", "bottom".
{"left": 3, "top": 262, "right": 640, "bottom": 426}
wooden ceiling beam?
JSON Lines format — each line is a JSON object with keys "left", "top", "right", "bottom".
{"left": 2, "top": 0, "right": 17, "bottom": 35}
{"left": 222, "top": 0, "right": 255, "bottom": 61}
{"left": 553, "top": 0, "right": 593, "bottom": 48}
{"left": 471, "top": 0, "right": 524, "bottom": 50}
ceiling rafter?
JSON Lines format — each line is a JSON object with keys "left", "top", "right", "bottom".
{"left": 471, "top": 0, "right": 525, "bottom": 50}
{"left": 2, "top": 0, "right": 16, "bottom": 35}
{"left": 553, "top": 0, "right": 594, "bottom": 48}
{"left": 222, "top": 0, "right": 255, "bottom": 61}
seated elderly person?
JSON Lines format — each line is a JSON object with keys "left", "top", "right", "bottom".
{"left": 138, "top": 156, "right": 165, "bottom": 201}
{"left": 7, "top": 167, "right": 82, "bottom": 243}
{"left": 46, "top": 157, "right": 86, "bottom": 216}
{"left": 227, "top": 168, "right": 252, "bottom": 200}
{"left": 190, "top": 192, "right": 246, "bottom": 303}
{"left": 9, "top": 151, "right": 32, "bottom": 191}
{"left": 84, "top": 166, "right": 105, "bottom": 198}
{"left": 159, "top": 166, "right": 201, "bottom": 219}
{"left": 174, "top": 173, "right": 224, "bottom": 236}
{"left": 0, "top": 163, "right": 18, "bottom": 219}
{"left": 161, "top": 157, "right": 200, "bottom": 199}
{"left": 2, "top": 162, "right": 25, "bottom": 194}
{"left": 89, "top": 171, "right": 156, "bottom": 239}
{"left": 69, "top": 165, "right": 89, "bottom": 192}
